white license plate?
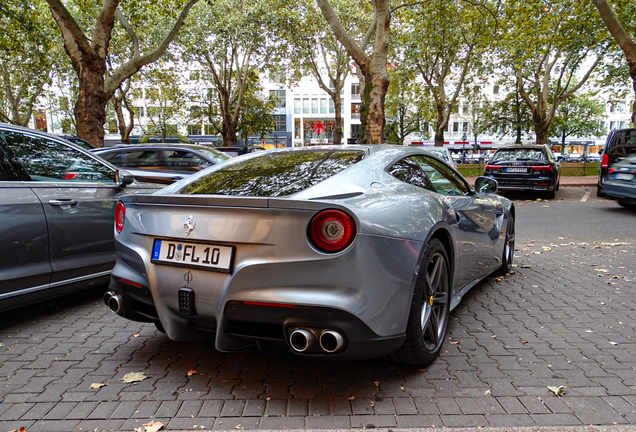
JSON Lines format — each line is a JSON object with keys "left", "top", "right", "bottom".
{"left": 615, "top": 173, "right": 634, "bottom": 181}
{"left": 151, "top": 239, "right": 234, "bottom": 272}
{"left": 506, "top": 167, "right": 527, "bottom": 173}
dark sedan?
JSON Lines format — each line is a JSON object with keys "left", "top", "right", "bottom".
{"left": 600, "top": 153, "right": 636, "bottom": 209}
{"left": 0, "top": 123, "right": 161, "bottom": 312}
{"left": 484, "top": 144, "right": 561, "bottom": 199}
{"left": 93, "top": 143, "right": 231, "bottom": 184}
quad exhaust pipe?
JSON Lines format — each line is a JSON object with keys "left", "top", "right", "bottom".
{"left": 288, "top": 328, "right": 345, "bottom": 354}
{"left": 104, "top": 291, "right": 123, "bottom": 314}
{"left": 289, "top": 328, "right": 315, "bottom": 352}
{"left": 319, "top": 330, "right": 345, "bottom": 353}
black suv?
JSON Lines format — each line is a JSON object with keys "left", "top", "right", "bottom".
{"left": 597, "top": 128, "right": 636, "bottom": 197}
{"left": 484, "top": 144, "right": 561, "bottom": 199}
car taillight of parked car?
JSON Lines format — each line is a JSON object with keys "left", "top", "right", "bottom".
{"left": 601, "top": 153, "right": 609, "bottom": 168}
{"left": 61, "top": 172, "right": 80, "bottom": 180}
{"left": 531, "top": 165, "right": 552, "bottom": 171}
{"left": 308, "top": 209, "right": 357, "bottom": 253}
{"left": 115, "top": 201, "right": 126, "bottom": 233}
{"left": 484, "top": 164, "right": 498, "bottom": 172}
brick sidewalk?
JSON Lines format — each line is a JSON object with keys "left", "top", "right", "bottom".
{"left": 0, "top": 206, "right": 634, "bottom": 431}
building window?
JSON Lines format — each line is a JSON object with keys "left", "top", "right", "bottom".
{"left": 188, "top": 124, "right": 202, "bottom": 135}
{"left": 311, "top": 97, "right": 318, "bottom": 114}
{"left": 351, "top": 103, "right": 361, "bottom": 118}
{"left": 320, "top": 98, "right": 328, "bottom": 114}
{"left": 329, "top": 99, "right": 335, "bottom": 114}
{"left": 270, "top": 90, "right": 286, "bottom": 108}
{"left": 351, "top": 124, "right": 362, "bottom": 139}
{"left": 294, "top": 98, "right": 301, "bottom": 114}
{"left": 303, "top": 98, "right": 310, "bottom": 114}
{"left": 351, "top": 83, "right": 360, "bottom": 96}
{"left": 274, "top": 115, "right": 286, "bottom": 132}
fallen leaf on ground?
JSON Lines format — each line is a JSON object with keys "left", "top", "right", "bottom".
{"left": 121, "top": 372, "right": 148, "bottom": 383}
{"left": 187, "top": 370, "right": 197, "bottom": 376}
{"left": 548, "top": 385, "right": 566, "bottom": 397}
{"left": 90, "top": 383, "right": 108, "bottom": 389}
{"left": 142, "top": 422, "right": 164, "bottom": 432}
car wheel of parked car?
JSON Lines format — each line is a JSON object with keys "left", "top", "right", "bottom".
{"left": 546, "top": 189, "right": 556, "bottom": 199}
{"left": 154, "top": 320, "right": 166, "bottom": 333}
{"left": 495, "top": 215, "right": 515, "bottom": 276}
{"left": 394, "top": 238, "right": 450, "bottom": 366}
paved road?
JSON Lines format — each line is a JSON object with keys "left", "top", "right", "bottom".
{"left": 0, "top": 187, "right": 635, "bottom": 432}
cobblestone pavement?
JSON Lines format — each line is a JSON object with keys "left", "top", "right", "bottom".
{"left": 1, "top": 200, "right": 635, "bottom": 432}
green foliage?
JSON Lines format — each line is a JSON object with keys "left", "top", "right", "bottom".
{"left": 138, "top": 63, "right": 189, "bottom": 142}
{"left": 496, "top": 0, "right": 616, "bottom": 143}
{"left": 396, "top": 0, "right": 499, "bottom": 145}
{"left": 178, "top": 0, "right": 286, "bottom": 145}
{"left": 478, "top": 79, "right": 534, "bottom": 143}
{"left": 549, "top": 92, "right": 606, "bottom": 143}
{"left": 384, "top": 67, "right": 428, "bottom": 144}
{"left": 0, "top": 0, "right": 65, "bottom": 125}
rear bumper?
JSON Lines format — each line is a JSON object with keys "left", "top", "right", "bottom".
{"left": 602, "top": 181, "right": 636, "bottom": 202}
{"left": 106, "top": 233, "right": 421, "bottom": 359}
{"left": 485, "top": 175, "right": 558, "bottom": 192}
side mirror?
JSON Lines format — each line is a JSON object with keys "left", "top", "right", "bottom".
{"left": 116, "top": 168, "right": 135, "bottom": 187}
{"left": 475, "top": 176, "right": 498, "bottom": 194}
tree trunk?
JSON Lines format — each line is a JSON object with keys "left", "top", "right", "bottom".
{"left": 223, "top": 112, "right": 238, "bottom": 146}
{"left": 434, "top": 128, "right": 445, "bottom": 147}
{"left": 333, "top": 99, "right": 343, "bottom": 145}
{"left": 75, "top": 57, "right": 109, "bottom": 146}
{"left": 316, "top": 0, "right": 391, "bottom": 144}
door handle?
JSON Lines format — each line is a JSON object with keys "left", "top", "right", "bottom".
{"left": 49, "top": 199, "right": 78, "bottom": 207}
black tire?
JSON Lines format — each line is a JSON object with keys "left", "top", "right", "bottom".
{"left": 494, "top": 214, "right": 515, "bottom": 276}
{"left": 154, "top": 320, "right": 166, "bottom": 333}
{"left": 394, "top": 238, "right": 450, "bottom": 367}
{"left": 545, "top": 189, "right": 556, "bottom": 199}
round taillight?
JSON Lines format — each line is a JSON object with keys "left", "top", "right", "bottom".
{"left": 115, "top": 201, "right": 126, "bottom": 233}
{"left": 308, "top": 209, "right": 356, "bottom": 253}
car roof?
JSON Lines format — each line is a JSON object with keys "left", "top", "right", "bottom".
{"left": 94, "top": 143, "right": 217, "bottom": 152}
{"left": 496, "top": 144, "right": 549, "bottom": 150}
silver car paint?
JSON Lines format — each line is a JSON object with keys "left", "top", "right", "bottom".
{"left": 112, "top": 145, "right": 512, "bottom": 349}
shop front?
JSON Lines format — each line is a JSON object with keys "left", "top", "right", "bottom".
{"left": 295, "top": 119, "right": 337, "bottom": 146}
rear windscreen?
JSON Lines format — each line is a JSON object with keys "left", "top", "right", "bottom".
{"left": 607, "top": 132, "right": 636, "bottom": 157}
{"left": 176, "top": 150, "right": 365, "bottom": 196}
{"left": 490, "top": 149, "right": 547, "bottom": 164}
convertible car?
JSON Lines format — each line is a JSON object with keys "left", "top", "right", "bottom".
{"left": 106, "top": 145, "right": 515, "bottom": 366}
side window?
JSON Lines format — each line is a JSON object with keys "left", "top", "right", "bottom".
{"left": 388, "top": 157, "right": 435, "bottom": 191}
{"left": 165, "top": 151, "right": 209, "bottom": 171}
{"left": 3, "top": 132, "right": 116, "bottom": 183}
{"left": 411, "top": 155, "right": 470, "bottom": 196}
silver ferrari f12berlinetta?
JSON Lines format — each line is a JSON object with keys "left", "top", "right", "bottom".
{"left": 106, "top": 145, "right": 515, "bottom": 367}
